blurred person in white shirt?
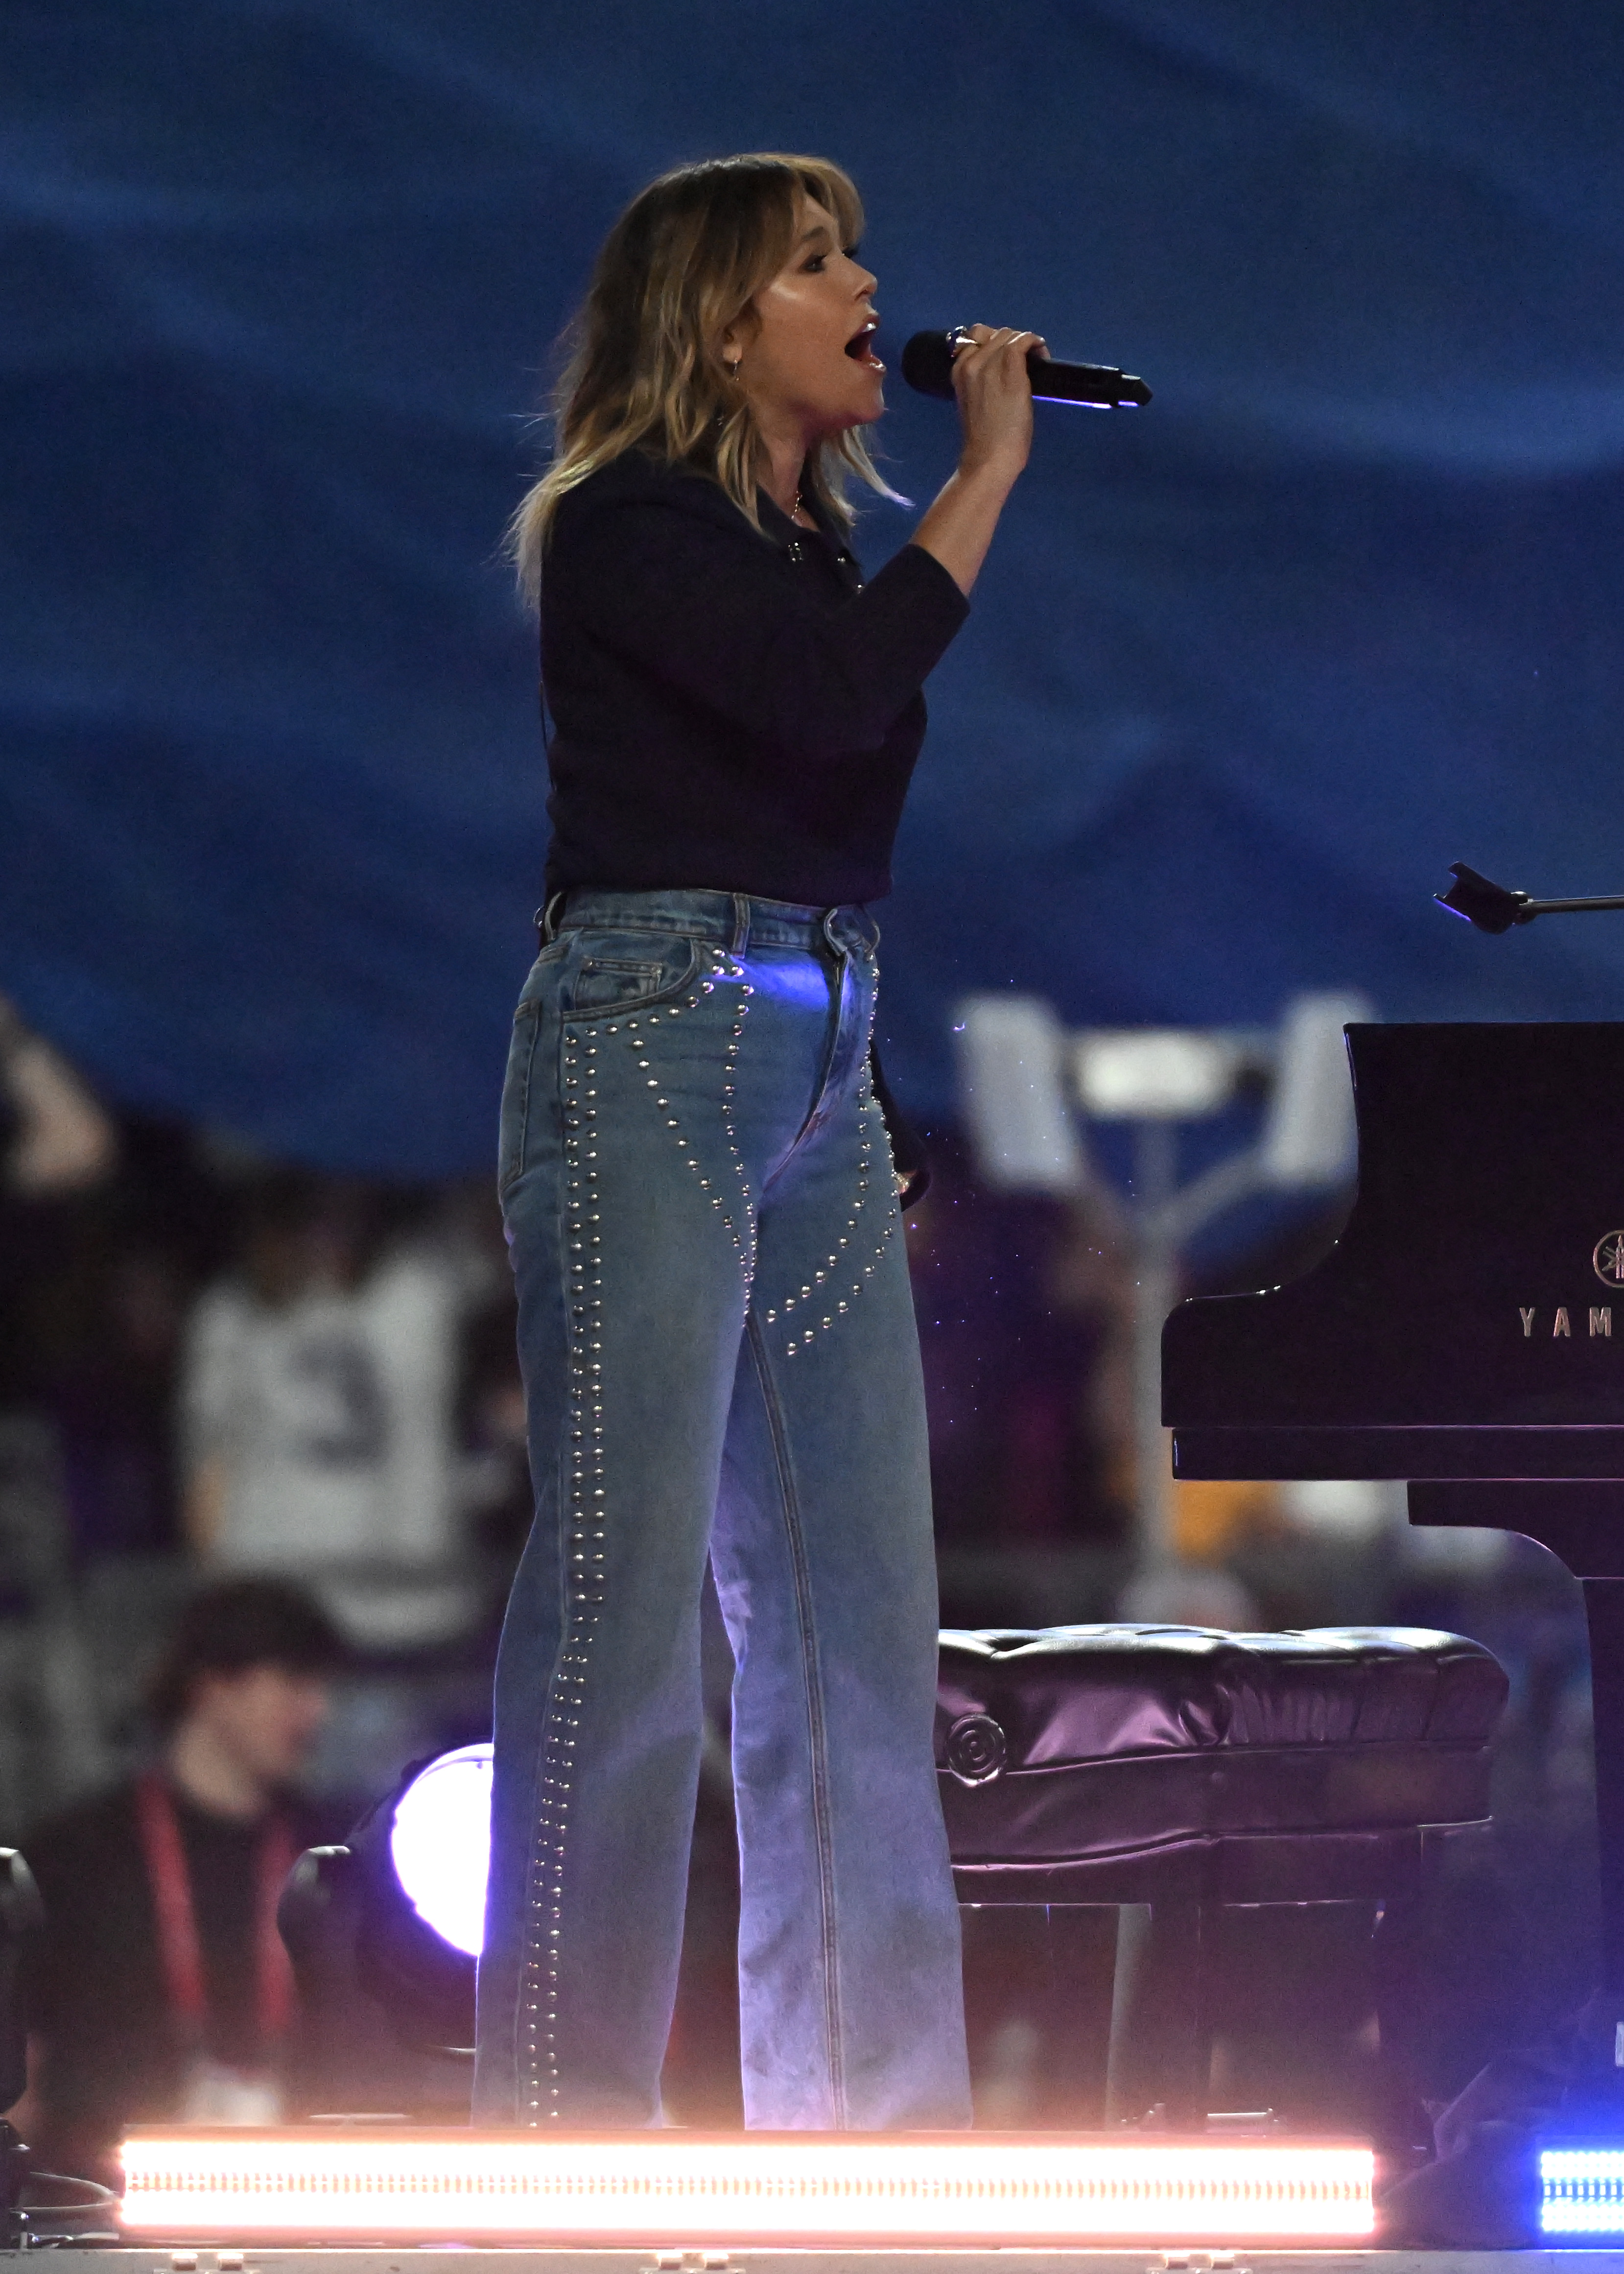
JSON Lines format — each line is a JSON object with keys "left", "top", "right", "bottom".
{"left": 182, "top": 1176, "right": 484, "bottom": 1651}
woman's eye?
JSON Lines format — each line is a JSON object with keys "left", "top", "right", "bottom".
{"left": 803, "top": 253, "right": 827, "bottom": 272}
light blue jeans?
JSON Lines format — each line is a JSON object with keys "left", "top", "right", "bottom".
{"left": 473, "top": 888, "right": 970, "bottom": 2131}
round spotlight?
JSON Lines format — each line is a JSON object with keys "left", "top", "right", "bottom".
{"left": 388, "top": 1742, "right": 492, "bottom": 1958}
{"left": 280, "top": 1741, "right": 495, "bottom": 2060}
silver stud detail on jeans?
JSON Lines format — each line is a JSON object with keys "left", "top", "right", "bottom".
{"left": 620, "top": 949, "right": 757, "bottom": 1297}
{"left": 777, "top": 1020, "right": 897, "bottom": 1356}
{"left": 521, "top": 1019, "right": 604, "bottom": 2123}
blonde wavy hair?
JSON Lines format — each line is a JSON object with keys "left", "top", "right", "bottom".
{"left": 508, "top": 153, "right": 895, "bottom": 602}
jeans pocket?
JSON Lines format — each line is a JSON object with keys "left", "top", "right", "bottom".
{"left": 563, "top": 931, "right": 700, "bottom": 1014}
{"left": 497, "top": 1002, "right": 543, "bottom": 1197}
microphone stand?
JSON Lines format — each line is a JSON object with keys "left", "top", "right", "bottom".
{"left": 1436, "top": 861, "right": 1624, "bottom": 932}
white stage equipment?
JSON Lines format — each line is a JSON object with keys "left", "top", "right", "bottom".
{"left": 955, "top": 993, "right": 1371, "bottom": 1572}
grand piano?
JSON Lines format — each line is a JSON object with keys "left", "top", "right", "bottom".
{"left": 1164, "top": 1021, "right": 1624, "bottom": 2065}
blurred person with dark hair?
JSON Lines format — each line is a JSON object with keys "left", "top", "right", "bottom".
{"left": 182, "top": 1174, "right": 485, "bottom": 1650}
{"left": 18, "top": 1578, "right": 343, "bottom": 2182}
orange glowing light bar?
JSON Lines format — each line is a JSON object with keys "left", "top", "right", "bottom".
{"left": 120, "top": 2129, "right": 1374, "bottom": 2244}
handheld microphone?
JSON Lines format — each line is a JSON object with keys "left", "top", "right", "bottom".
{"left": 900, "top": 329, "right": 1152, "bottom": 408}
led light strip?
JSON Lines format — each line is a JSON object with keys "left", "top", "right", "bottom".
{"left": 1542, "top": 2147, "right": 1624, "bottom": 2234}
{"left": 121, "top": 2131, "right": 1373, "bottom": 2243}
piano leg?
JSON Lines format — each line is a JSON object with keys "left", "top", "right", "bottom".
{"left": 1583, "top": 1577, "right": 1624, "bottom": 2080}
{"left": 1411, "top": 1482, "right": 1624, "bottom": 2103}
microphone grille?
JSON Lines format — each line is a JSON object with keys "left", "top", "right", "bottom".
{"left": 900, "top": 331, "right": 957, "bottom": 399}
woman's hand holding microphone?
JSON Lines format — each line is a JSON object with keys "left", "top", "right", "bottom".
{"left": 910, "top": 322, "right": 1046, "bottom": 597}
{"left": 949, "top": 324, "right": 1046, "bottom": 479}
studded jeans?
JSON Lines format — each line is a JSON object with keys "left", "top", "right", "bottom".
{"left": 472, "top": 888, "right": 970, "bottom": 2131}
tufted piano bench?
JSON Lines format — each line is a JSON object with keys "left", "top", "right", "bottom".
{"left": 937, "top": 1622, "right": 1508, "bottom": 2126}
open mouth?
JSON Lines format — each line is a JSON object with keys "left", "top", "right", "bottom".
{"left": 844, "top": 318, "right": 884, "bottom": 369}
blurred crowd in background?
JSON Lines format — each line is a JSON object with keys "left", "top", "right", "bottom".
{"left": 0, "top": 995, "right": 1600, "bottom": 2150}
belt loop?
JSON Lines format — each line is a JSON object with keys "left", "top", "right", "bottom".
{"left": 730, "top": 893, "right": 751, "bottom": 958}
{"left": 538, "top": 891, "right": 565, "bottom": 945}
{"left": 840, "top": 904, "right": 878, "bottom": 960}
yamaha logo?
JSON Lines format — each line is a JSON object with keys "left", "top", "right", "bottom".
{"left": 1597, "top": 1232, "right": 1624, "bottom": 1286}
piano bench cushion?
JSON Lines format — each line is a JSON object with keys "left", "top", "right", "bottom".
{"left": 938, "top": 1623, "right": 1507, "bottom": 1895}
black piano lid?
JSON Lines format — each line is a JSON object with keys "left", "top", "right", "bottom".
{"left": 1164, "top": 1022, "right": 1624, "bottom": 1475}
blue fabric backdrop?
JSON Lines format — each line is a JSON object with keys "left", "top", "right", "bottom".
{"left": 5, "top": 0, "right": 1624, "bottom": 1177}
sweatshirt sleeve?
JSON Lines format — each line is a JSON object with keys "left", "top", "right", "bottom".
{"left": 547, "top": 483, "right": 969, "bottom": 761}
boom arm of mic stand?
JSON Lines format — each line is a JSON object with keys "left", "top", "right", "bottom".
{"left": 1436, "top": 860, "right": 1624, "bottom": 934}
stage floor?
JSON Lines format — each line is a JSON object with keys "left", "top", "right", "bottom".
{"left": 17, "top": 2252, "right": 1624, "bottom": 2274}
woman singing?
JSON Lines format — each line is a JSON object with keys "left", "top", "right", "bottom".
{"left": 477, "top": 152, "right": 1039, "bottom": 2130}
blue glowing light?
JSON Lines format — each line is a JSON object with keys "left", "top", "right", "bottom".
{"left": 1540, "top": 2147, "right": 1624, "bottom": 2234}
{"left": 740, "top": 957, "right": 830, "bottom": 1006}
{"left": 388, "top": 1741, "right": 493, "bottom": 1957}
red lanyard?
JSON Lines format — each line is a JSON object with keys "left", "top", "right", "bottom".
{"left": 135, "top": 1772, "right": 297, "bottom": 2051}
